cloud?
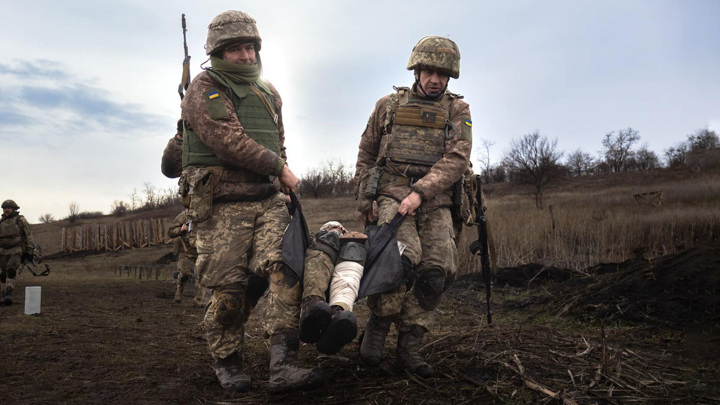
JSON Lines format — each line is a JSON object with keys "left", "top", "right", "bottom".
{"left": 0, "top": 59, "right": 165, "bottom": 140}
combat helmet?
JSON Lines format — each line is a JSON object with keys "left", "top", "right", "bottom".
{"left": 206, "top": 10, "right": 262, "bottom": 55}
{"left": 1, "top": 200, "right": 19, "bottom": 210}
{"left": 406, "top": 36, "right": 461, "bottom": 79}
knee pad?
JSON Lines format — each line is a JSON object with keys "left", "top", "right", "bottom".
{"left": 310, "top": 231, "right": 341, "bottom": 264}
{"left": 413, "top": 269, "right": 444, "bottom": 311}
{"left": 210, "top": 290, "right": 244, "bottom": 326}
{"left": 179, "top": 274, "right": 190, "bottom": 282}
{"left": 247, "top": 274, "right": 269, "bottom": 301}
{"left": 6, "top": 268, "right": 16, "bottom": 279}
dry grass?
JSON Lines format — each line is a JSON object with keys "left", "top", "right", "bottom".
{"left": 487, "top": 169, "right": 720, "bottom": 270}
{"left": 33, "top": 167, "right": 719, "bottom": 276}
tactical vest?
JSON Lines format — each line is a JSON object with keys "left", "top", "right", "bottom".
{"left": 0, "top": 214, "right": 22, "bottom": 249}
{"left": 182, "top": 71, "right": 281, "bottom": 169}
{"left": 379, "top": 87, "right": 458, "bottom": 168}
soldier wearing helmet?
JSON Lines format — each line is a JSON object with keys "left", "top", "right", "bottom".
{"left": 0, "top": 200, "right": 35, "bottom": 305}
{"left": 353, "top": 36, "right": 472, "bottom": 378}
{"left": 167, "top": 10, "right": 321, "bottom": 393}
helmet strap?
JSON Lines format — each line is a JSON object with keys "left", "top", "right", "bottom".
{"left": 414, "top": 74, "right": 448, "bottom": 100}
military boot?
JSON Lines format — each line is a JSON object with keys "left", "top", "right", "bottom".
{"left": 298, "top": 295, "right": 332, "bottom": 343}
{"left": 269, "top": 328, "right": 324, "bottom": 393}
{"left": 396, "top": 324, "right": 434, "bottom": 378}
{"left": 2, "top": 289, "right": 13, "bottom": 306}
{"left": 174, "top": 276, "right": 188, "bottom": 303}
{"left": 213, "top": 351, "right": 252, "bottom": 392}
{"left": 359, "top": 314, "right": 392, "bottom": 366}
{"left": 316, "top": 305, "right": 357, "bottom": 355}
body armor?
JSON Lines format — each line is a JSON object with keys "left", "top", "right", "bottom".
{"left": 0, "top": 214, "right": 22, "bottom": 249}
{"left": 183, "top": 72, "right": 280, "bottom": 169}
{"left": 379, "top": 87, "right": 457, "bottom": 172}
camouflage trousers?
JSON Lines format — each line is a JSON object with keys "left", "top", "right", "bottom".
{"left": 176, "top": 251, "right": 197, "bottom": 279}
{"left": 0, "top": 253, "right": 20, "bottom": 293}
{"left": 302, "top": 249, "right": 335, "bottom": 300}
{"left": 194, "top": 194, "right": 301, "bottom": 360}
{"left": 367, "top": 196, "right": 458, "bottom": 332}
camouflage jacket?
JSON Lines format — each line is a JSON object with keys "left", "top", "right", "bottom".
{"left": 167, "top": 211, "right": 196, "bottom": 255}
{"left": 160, "top": 120, "right": 184, "bottom": 179}
{"left": 169, "top": 70, "right": 287, "bottom": 201}
{"left": 0, "top": 212, "right": 34, "bottom": 255}
{"left": 354, "top": 85, "right": 472, "bottom": 211}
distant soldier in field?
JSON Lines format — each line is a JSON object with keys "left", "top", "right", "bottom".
{"left": 163, "top": 10, "right": 322, "bottom": 393}
{"left": 167, "top": 210, "right": 208, "bottom": 306}
{"left": 354, "top": 36, "right": 473, "bottom": 378}
{"left": 0, "top": 200, "right": 35, "bottom": 306}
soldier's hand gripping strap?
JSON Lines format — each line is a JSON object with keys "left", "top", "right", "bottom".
{"left": 412, "top": 268, "right": 445, "bottom": 311}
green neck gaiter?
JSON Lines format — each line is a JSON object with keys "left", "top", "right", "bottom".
{"left": 210, "top": 56, "right": 261, "bottom": 84}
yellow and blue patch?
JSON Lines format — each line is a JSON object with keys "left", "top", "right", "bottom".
{"left": 464, "top": 119, "right": 472, "bottom": 127}
{"left": 207, "top": 90, "right": 220, "bottom": 100}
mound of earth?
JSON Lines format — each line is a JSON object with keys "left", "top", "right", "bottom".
{"left": 455, "top": 244, "right": 720, "bottom": 337}
{"left": 569, "top": 244, "right": 720, "bottom": 331}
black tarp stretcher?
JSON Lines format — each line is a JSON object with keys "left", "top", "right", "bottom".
{"left": 281, "top": 190, "right": 311, "bottom": 280}
{"left": 357, "top": 213, "right": 407, "bottom": 300}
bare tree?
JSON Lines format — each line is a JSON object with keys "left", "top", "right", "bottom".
{"left": 687, "top": 127, "right": 719, "bottom": 152}
{"left": 38, "top": 213, "right": 55, "bottom": 224}
{"left": 68, "top": 201, "right": 79, "bottom": 223}
{"left": 110, "top": 200, "right": 128, "bottom": 217}
{"left": 142, "top": 182, "right": 157, "bottom": 209}
{"left": 632, "top": 144, "right": 660, "bottom": 170}
{"left": 602, "top": 127, "right": 640, "bottom": 172}
{"left": 476, "top": 138, "right": 495, "bottom": 183}
{"left": 503, "top": 131, "right": 563, "bottom": 208}
{"left": 298, "top": 160, "right": 354, "bottom": 198}
{"left": 129, "top": 188, "right": 140, "bottom": 210}
{"left": 565, "top": 148, "right": 594, "bottom": 176}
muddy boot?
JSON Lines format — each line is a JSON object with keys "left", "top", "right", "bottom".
{"left": 396, "top": 325, "right": 434, "bottom": 378}
{"left": 316, "top": 306, "right": 357, "bottom": 355}
{"left": 175, "top": 276, "right": 188, "bottom": 303}
{"left": 2, "top": 289, "right": 13, "bottom": 306}
{"left": 298, "top": 295, "right": 332, "bottom": 344}
{"left": 269, "top": 329, "right": 324, "bottom": 393}
{"left": 213, "top": 351, "right": 252, "bottom": 392}
{"left": 359, "top": 314, "right": 392, "bottom": 366}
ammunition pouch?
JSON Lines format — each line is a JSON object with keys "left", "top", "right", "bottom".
{"left": 186, "top": 167, "right": 222, "bottom": 224}
{"left": 360, "top": 166, "right": 385, "bottom": 200}
{"left": 178, "top": 171, "right": 191, "bottom": 209}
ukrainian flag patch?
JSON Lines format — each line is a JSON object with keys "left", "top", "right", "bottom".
{"left": 208, "top": 90, "right": 220, "bottom": 100}
{"left": 464, "top": 119, "right": 472, "bottom": 127}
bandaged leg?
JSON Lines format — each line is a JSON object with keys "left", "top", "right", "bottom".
{"left": 328, "top": 261, "right": 364, "bottom": 312}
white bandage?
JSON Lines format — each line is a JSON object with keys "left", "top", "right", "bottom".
{"left": 328, "top": 261, "right": 364, "bottom": 312}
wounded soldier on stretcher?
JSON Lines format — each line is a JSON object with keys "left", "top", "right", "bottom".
{"left": 298, "top": 221, "right": 368, "bottom": 355}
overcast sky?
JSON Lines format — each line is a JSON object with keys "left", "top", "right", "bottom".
{"left": 1, "top": 0, "right": 718, "bottom": 223}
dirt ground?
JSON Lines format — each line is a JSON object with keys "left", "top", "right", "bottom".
{"left": 1, "top": 245, "right": 719, "bottom": 404}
